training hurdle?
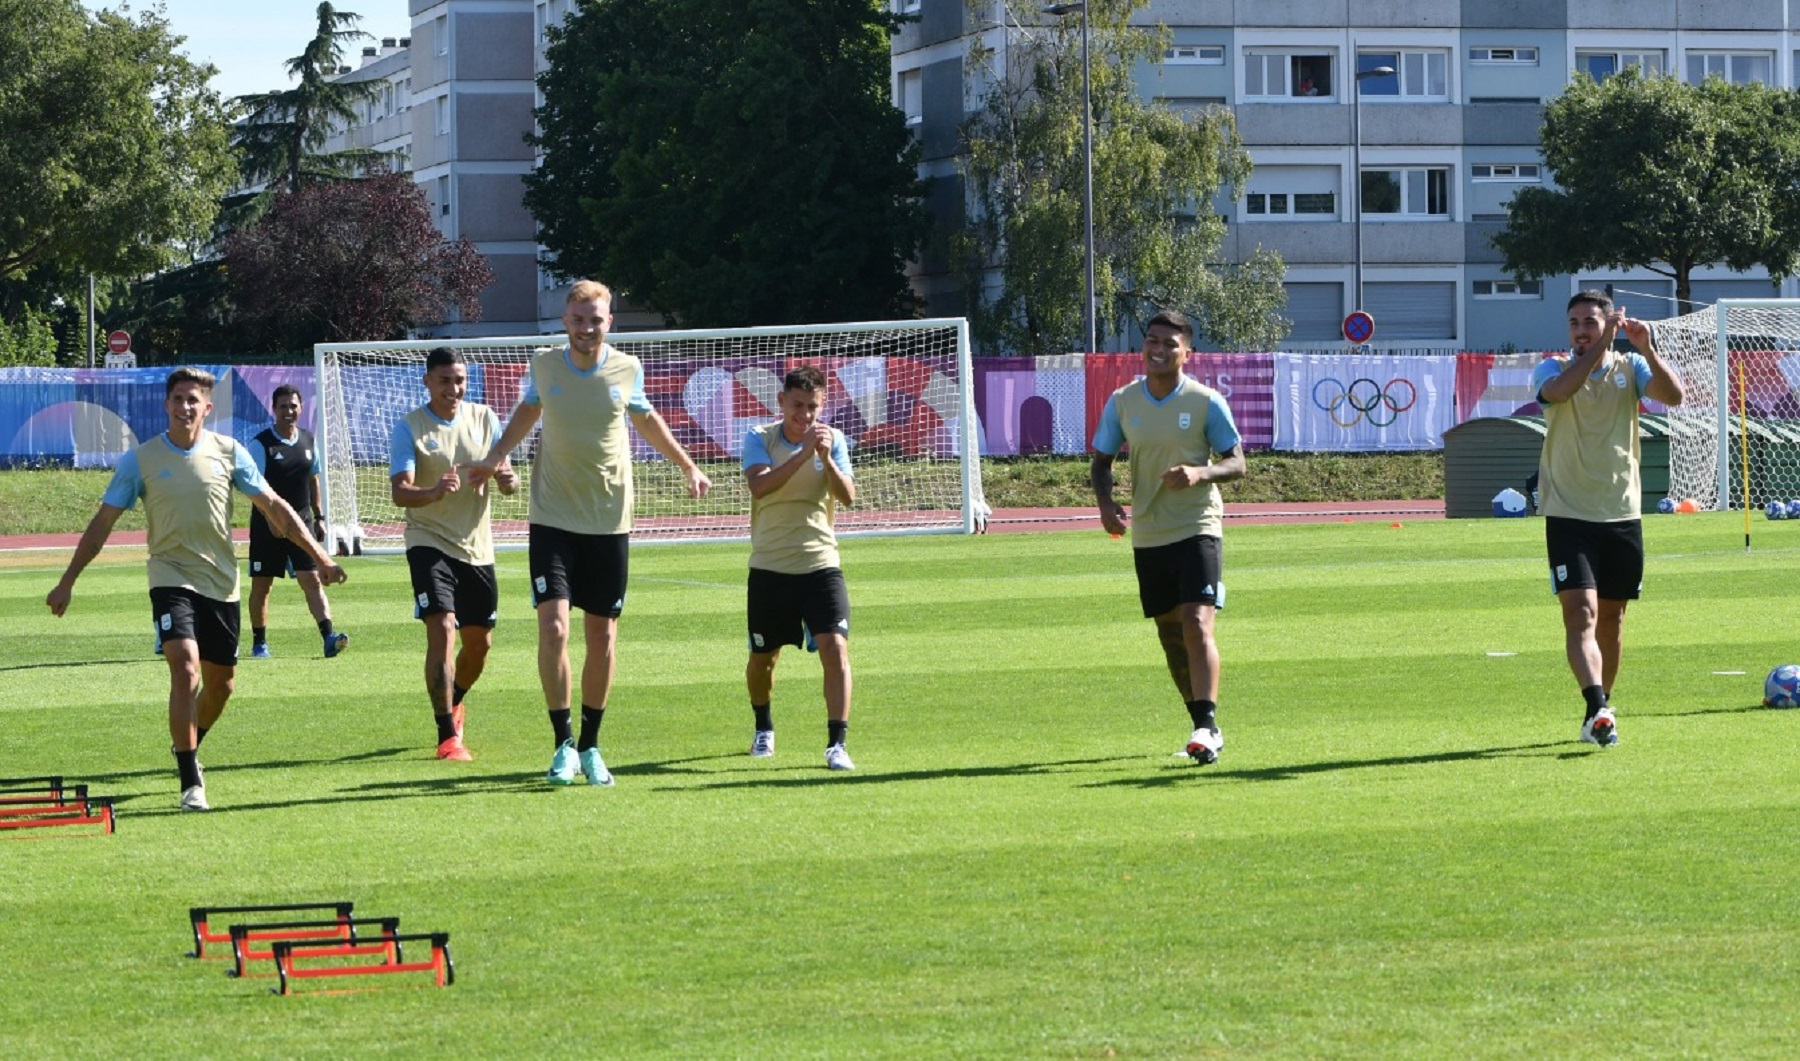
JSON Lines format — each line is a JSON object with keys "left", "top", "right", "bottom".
{"left": 188, "top": 902, "right": 354, "bottom": 959}
{"left": 272, "top": 932, "right": 455, "bottom": 994}
{"left": 227, "top": 916, "right": 402, "bottom": 979}
{"left": 0, "top": 779, "right": 115, "bottom": 836}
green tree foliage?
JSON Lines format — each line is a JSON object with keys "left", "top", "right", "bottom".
{"left": 1493, "top": 68, "right": 1800, "bottom": 313}
{"left": 525, "top": 0, "right": 929, "bottom": 327}
{"left": 232, "top": 3, "right": 386, "bottom": 194}
{"left": 957, "top": 0, "right": 1286, "bottom": 354}
{"left": 0, "top": 0, "right": 233, "bottom": 282}
{"left": 0, "top": 305, "right": 56, "bottom": 367}
{"left": 224, "top": 173, "right": 492, "bottom": 351}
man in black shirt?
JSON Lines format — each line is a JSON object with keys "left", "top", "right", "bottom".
{"left": 247, "top": 385, "right": 347, "bottom": 658}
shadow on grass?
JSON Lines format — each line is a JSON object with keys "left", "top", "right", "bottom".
{"left": 122, "top": 768, "right": 551, "bottom": 817}
{"left": 79, "top": 747, "right": 417, "bottom": 788}
{"left": 654, "top": 754, "right": 1141, "bottom": 791}
{"left": 0, "top": 658, "right": 158, "bottom": 672}
{"left": 1630, "top": 703, "right": 1768, "bottom": 717}
{"left": 1089, "top": 741, "right": 1567, "bottom": 788}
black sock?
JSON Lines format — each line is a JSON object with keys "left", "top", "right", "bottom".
{"left": 1582, "top": 685, "right": 1607, "bottom": 721}
{"left": 827, "top": 720, "right": 848, "bottom": 748}
{"left": 174, "top": 749, "right": 202, "bottom": 790}
{"left": 195, "top": 725, "right": 209, "bottom": 749}
{"left": 577, "top": 706, "right": 605, "bottom": 751}
{"left": 549, "top": 708, "right": 572, "bottom": 747}
{"left": 435, "top": 712, "right": 458, "bottom": 742}
{"left": 318, "top": 618, "right": 336, "bottom": 639}
{"left": 452, "top": 684, "right": 469, "bottom": 708}
{"left": 251, "top": 626, "right": 267, "bottom": 647}
{"left": 753, "top": 702, "right": 773, "bottom": 731}
{"left": 1187, "top": 699, "right": 1217, "bottom": 731}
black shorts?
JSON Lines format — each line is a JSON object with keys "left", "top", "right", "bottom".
{"left": 747, "top": 567, "right": 850, "bottom": 654}
{"left": 1545, "top": 516, "right": 1643, "bottom": 600}
{"left": 247, "top": 512, "right": 318, "bottom": 579}
{"left": 150, "top": 586, "right": 241, "bottom": 667}
{"left": 529, "top": 524, "right": 629, "bottom": 617}
{"left": 408, "top": 546, "right": 499, "bottom": 628}
{"left": 1133, "top": 535, "right": 1224, "bottom": 619}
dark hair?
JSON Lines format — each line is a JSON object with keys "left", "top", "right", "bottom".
{"left": 1145, "top": 309, "right": 1195, "bottom": 344}
{"left": 166, "top": 366, "right": 216, "bottom": 397}
{"left": 783, "top": 365, "right": 827, "bottom": 392}
{"left": 1568, "top": 289, "right": 1613, "bottom": 314}
{"left": 272, "top": 384, "right": 301, "bottom": 404}
{"left": 424, "top": 347, "right": 465, "bottom": 372}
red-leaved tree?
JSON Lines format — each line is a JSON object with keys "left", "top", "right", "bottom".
{"left": 225, "top": 172, "right": 492, "bottom": 349}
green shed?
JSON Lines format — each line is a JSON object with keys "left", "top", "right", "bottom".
{"left": 1442, "top": 415, "right": 1671, "bottom": 518}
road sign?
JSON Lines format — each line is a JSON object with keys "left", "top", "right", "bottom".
{"left": 1342, "top": 311, "right": 1375, "bottom": 344}
{"left": 106, "top": 330, "right": 131, "bottom": 354}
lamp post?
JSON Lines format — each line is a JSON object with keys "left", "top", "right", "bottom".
{"left": 1044, "top": 2, "right": 1095, "bottom": 354}
{"left": 1351, "top": 64, "right": 1395, "bottom": 315}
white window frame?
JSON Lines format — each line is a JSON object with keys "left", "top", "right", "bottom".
{"left": 1361, "top": 167, "right": 1451, "bottom": 218}
{"left": 435, "top": 15, "right": 449, "bottom": 56}
{"left": 1165, "top": 45, "right": 1225, "bottom": 66}
{"left": 1356, "top": 49, "right": 1450, "bottom": 100}
{"left": 1574, "top": 49, "right": 1664, "bottom": 82}
{"left": 897, "top": 69, "right": 923, "bottom": 127}
{"left": 436, "top": 175, "right": 451, "bottom": 218}
{"left": 1242, "top": 49, "right": 1336, "bottom": 100}
{"left": 1473, "top": 279, "right": 1543, "bottom": 299}
{"left": 435, "top": 96, "right": 450, "bottom": 137}
{"left": 1469, "top": 46, "right": 1538, "bottom": 65}
{"left": 1470, "top": 163, "right": 1541, "bottom": 182}
{"left": 1244, "top": 189, "right": 1338, "bottom": 219}
{"left": 1685, "top": 50, "right": 1774, "bottom": 86}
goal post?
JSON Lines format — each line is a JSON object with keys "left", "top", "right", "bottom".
{"left": 313, "top": 318, "right": 989, "bottom": 553}
{"left": 1650, "top": 297, "right": 1800, "bottom": 512}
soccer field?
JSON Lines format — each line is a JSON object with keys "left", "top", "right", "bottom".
{"left": 2, "top": 516, "right": 1796, "bottom": 1057}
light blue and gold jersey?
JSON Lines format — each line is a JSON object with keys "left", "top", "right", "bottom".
{"left": 391, "top": 403, "right": 503, "bottom": 565}
{"left": 1092, "top": 376, "right": 1241, "bottom": 549}
{"left": 1531, "top": 350, "right": 1653, "bottom": 523}
{"left": 741, "top": 421, "right": 853, "bottom": 575}
{"left": 102, "top": 431, "right": 267, "bottom": 602}
{"left": 522, "top": 344, "right": 653, "bottom": 535}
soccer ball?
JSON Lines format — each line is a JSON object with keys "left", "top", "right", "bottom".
{"left": 1768, "top": 501, "right": 1788, "bottom": 521}
{"left": 1765, "top": 664, "right": 1800, "bottom": 708}
{"left": 1656, "top": 497, "right": 1676, "bottom": 514}
{"left": 1787, "top": 500, "right": 1800, "bottom": 519}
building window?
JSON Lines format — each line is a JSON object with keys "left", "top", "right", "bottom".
{"left": 1685, "top": 51, "right": 1773, "bottom": 86}
{"left": 1473, "top": 279, "right": 1543, "bottom": 298}
{"left": 1243, "top": 50, "right": 1334, "bottom": 99}
{"left": 1356, "top": 50, "right": 1449, "bottom": 100}
{"left": 437, "top": 175, "right": 450, "bottom": 217}
{"left": 898, "top": 69, "right": 922, "bottom": 127}
{"left": 436, "top": 96, "right": 449, "bottom": 136}
{"left": 435, "top": 15, "right": 448, "bottom": 55}
{"left": 1470, "top": 163, "right": 1541, "bottom": 182}
{"left": 1575, "top": 50, "right": 1664, "bottom": 82}
{"left": 1244, "top": 166, "right": 1338, "bottom": 220}
{"left": 1469, "top": 46, "right": 1538, "bottom": 65}
{"left": 1246, "top": 191, "right": 1337, "bottom": 217}
{"left": 894, "top": 0, "right": 920, "bottom": 12}
{"left": 1362, "top": 168, "right": 1450, "bottom": 217}
{"left": 1165, "top": 45, "right": 1224, "bottom": 65}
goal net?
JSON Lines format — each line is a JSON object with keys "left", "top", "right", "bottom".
{"left": 314, "top": 318, "right": 988, "bottom": 551}
{"left": 1653, "top": 298, "right": 1800, "bottom": 512}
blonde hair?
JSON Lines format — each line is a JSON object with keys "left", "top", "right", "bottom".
{"left": 566, "top": 279, "right": 613, "bottom": 307}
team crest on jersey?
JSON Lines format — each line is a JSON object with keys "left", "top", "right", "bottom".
{"left": 273, "top": 452, "right": 285, "bottom": 461}
{"left": 1178, "top": 412, "right": 1192, "bottom": 429}
{"left": 425, "top": 438, "right": 440, "bottom": 452}
{"left": 609, "top": 385, "right": 623, "bottom": 403}
{"left": 158, "top": 469, "right": 173, "bottom": 479}
{"left": 1614, "top": 371, "right": 1628, "bottom": 389}
{"left": 813, "top": 456, "right": 824, "bottom": 471}
{"left": 1129, "top": 415, "right": 1141, "bottom": 427}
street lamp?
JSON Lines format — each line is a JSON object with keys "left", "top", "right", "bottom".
{"left": 1351, "top": 64, "right": 1395, "bottom": 315}
{"left": 1043, "top": 2, "right": 1095, "bottom": 354}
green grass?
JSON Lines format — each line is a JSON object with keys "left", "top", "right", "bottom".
{"left": 2, "top": 515, "right": 1796, "bottom": 1057}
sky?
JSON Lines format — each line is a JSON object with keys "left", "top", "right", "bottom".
{"left": 81, "top": 1, "right": 412, "bottom": 101}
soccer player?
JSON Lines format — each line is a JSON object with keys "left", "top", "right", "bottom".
{"left": 741, "top": 365, "right": 858, "bottom": 770}
{"left": 245, "top": 384, "right": 346, "bottom": 659}
{"left": 468, "top": 279, "right": 711, "bottom": 786}
{"left": 1532, "top": 290, "right": 1684, "bottom": 746}
{"left": 45, "top": 367, "right": 347, "bottom": 811}
{"left": 1091, "top": 309, "right": 1246, "bottom": 765}
{"left": 391, "top": 348, "right": 515, "bottom": 762}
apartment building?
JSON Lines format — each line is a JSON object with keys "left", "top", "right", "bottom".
{"left": 895, "top": 0, "right": 1799, "bottom": 352}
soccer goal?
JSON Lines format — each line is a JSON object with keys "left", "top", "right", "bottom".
{"left": 313, "top": 319, "right": 989, "bottom": 552}
{"left": 1652, "top": 298, "right": 1800, "bottom": 512}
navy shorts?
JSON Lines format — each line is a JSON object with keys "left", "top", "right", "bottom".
{"left": 1546, "top": 516, "right": 1643, "bottom": 600}
{"left": 408, "top": 546, "right": 499, "bottom": 628}
{"left": 529, "top": 524, "right": 628, "bottom": 617}
{"left": 747, "top": 567, "right": 850, "bottom": 653}
{"left": 248, "top": 513, "right": 318, "bottom": 578}
{"left": 1132, "top": 535, "right": 1224, "bottom": 619}
{"left": 150, "top": 586, "right": 241, "bottom": 667}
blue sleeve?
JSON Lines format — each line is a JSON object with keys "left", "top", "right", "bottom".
{"left": 389, "top": 419, "right": 416, "bottom": 478}
{"left": 1629, "top": 353, "right": 1653, "bottom": 394}
{"left": 522, "top": 362, "right": 542, "bottom": 406}
{"left": 830, "top": 429, "right": 852, "bottom": 476}
{"left": 741, "top": 428, "right": 772, "bottom": 471}
{"left": 1205, "top": 393, "right": 1243, "bottom": 456}
{"left": 231, "top": 442, "right": 269, "bottom": 497}
{"left": 626, "top": 362, "right": 652, "bottom": 414}
{"left": 486, "top": 406, "right": 502, "bottom": 451}
{"left": 1092, "top": 394, "right": 1124, "bottom": 455}
{"left": 100, "top": 450, "right": 144, "bottom": 510}
{"left": 310, "top": 441, "right": 324, "bottom": 476}
{"left": 1530, "top": 356, "right": 1564, "bottom": 403}
{"left": 250, "top": 438, "right": 269, "bottom": 476}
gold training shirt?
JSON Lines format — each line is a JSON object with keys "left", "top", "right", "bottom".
{"left": 522, "top": 345, "right": 653, "bottom": 535}
{"left": 1091, "top": 375, "right": 1242, "bottom": 549}
{"left": 1531, "top": 350, "right": 1653, "bottom": 523}
{"left": 393, "top": 403, "right": 503, "bottom": 565}
{"left": 101, "top": 431, "right": 268, "bottom": 602}
{"left": 742, "top": 420, "right": 853, "bottom": 574}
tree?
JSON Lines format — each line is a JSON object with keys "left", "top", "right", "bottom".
{"left": 232, "top": 2, "right": 386, "bottom": 194}
{"left": 1493, "top": 68, "right": 1800, "bottom": 314}
{"left": 525, "top": 0, "right": 929, "bottom": 327}
{"left": 956, "top": 0, "right": 1287, "bottom": 354}
{"left": 0, "top": 0, "right": 234, "bottom": 282}
{"left": 224, "top": 173, "right": 492, "bottom": 350}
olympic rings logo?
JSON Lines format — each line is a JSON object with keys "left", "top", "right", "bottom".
{"left": 1311, "top": 377, "right": 1417, "bottom": 428}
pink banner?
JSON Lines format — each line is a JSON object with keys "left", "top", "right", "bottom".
{"left": 1080, "top": 353, "right": 1275, "bottom": 451}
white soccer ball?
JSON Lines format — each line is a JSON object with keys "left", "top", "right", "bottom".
{"left": 1766, "top": 664, "right": 1800, "bottom": 709}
